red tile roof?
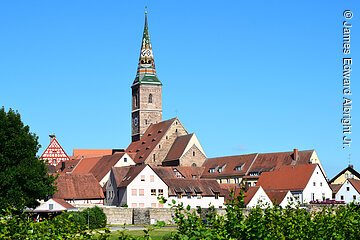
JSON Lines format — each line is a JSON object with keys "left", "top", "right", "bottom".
{"left": 164, "top": 134, "right": 193, "bottom": 161}
{"left": 52, "top": 198, "right": 76, "bottom": 209}
{"left": 349, "top": 179, "right": 360, "bottom": 194}
{"left": 248, "top": 150, "right": 314, "bottom": 174}
{"left": 91, "top": 152, "right": 126, "bottom": 182}
{"left": 256, "top": 164, "right": 318, "bottom": 191}
{"left": 53, "top": 174, "right": 104, "bottom": 200}
{"left": 265, "top": 190, "right": 289, "bottom": 205}
{"left": 72, "top": 156, "right": 103, "bottom": 174}
{"left": 330, "top": 184, "right": 342, "bottom": 194}
{"left": 72, "top": 149, "right": 113, "bottom": 158}
{"left": 244, "top": 186, "right": 260, "bottom": 206}
{"left": 127, "top": 118, "right": 177, "bottom": 164}
{"left": 112, "top": 165, "right": 147, "bottom": 187}
{"left": 201, "top": 154, "right": 257, "bottom": 178}
{"left": 163, "top": 179, "right": 223, "bottom": 197}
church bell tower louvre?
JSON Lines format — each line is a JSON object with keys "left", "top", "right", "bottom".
{"left": 131, "top": 8, "right": 163, "bottom": 142}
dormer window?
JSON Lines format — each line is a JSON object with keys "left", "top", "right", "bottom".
{"left": 218, "top": 167, "right": 223, "bottom": 173}
{"left": 209, "top": 168, "right": 215, "bottom": 173}
{"left": 235, "top": 165, "right": 243, "bottom": 171}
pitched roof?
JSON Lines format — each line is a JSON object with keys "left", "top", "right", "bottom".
{"left": 330, "top": 184, "right": 342, "bottom": 194}
{"left": 71, "top": 156, "right": 103, "bottom": 174}
{"left": 52, "top": 198, "right": 76, "bottom": 209}
{"left": 248, "top": 150, "right": 314, "bottom": 174}
{"left": 244, "top": 186, "right": 260, "bottom": 206}
{"left": 201, "top": 154, "right": 257, "bottom": 178}
{"left": 127, "top": 118, "right": 177, "bottom": 163}
{"left": 53, "top": 174, "right": 104, "bottom": 200}
{"left": 349, "top": 179, "right": 360, "bottom": 194}
{"left": 175, "top": 166, "right": 205, "bottom": 179}
{"left": 72, "top": 149, "right": 113, "bottom": 158}
{"left": 91, "top": 152, "right": 126, "bottom": 182}
{"left": 163, "top": 179, "right": 223, "bottom": 196}
{"left": 152, "top": 166, "right": 205, "bottom": 179}
{"left": 265, "top": 190, "right": 289, "bottom": 205}
{"left": 112, "top": 165, "right": 147, "bottom": 187}
{"left": 164, "top": 134, "right": 193, "bottom": 161}
{"left": 256, "top": 164, "right": 318, "bottom": 191}
{"left": 329, "top": 165, "right": 360, "bottom": 184}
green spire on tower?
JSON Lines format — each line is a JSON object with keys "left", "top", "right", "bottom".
{"left": 133, "top": 8, "right": 161, "bottom": 86}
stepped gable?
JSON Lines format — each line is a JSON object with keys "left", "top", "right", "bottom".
{"left": 164, "top": 134, "right": 193, "bottom": 161}
{"left": 127, "top": 118, "right": 176, "bottom": 163}
{"left": 91, "top": 152, "right": 126, "bottom": 182}
{"left": 248, "top": 150, "right": 314, "bottom": 174}
{"left": 53, "top": 173, "right": 104, "bottom": 200}
{"left": 256, "top": 164, "right": 318, "bottom": 191}
{"left": 201, "top": 154, "right": 257, "bottom": 178}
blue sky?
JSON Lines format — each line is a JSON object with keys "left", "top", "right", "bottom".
{"left": 0, "top": 1, "right": 358, "bottom": 178}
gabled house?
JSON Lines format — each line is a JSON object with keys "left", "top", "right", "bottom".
{"left": 265, "top": 190, "right": 294, "bottom": 208}
{"left": 256, "top": 164, "right": 331, "bottom": 204}
{"left": 329, "top": 165, "right": 360, "bottom": 185}
{"left": 335, "top": 179, "right": 360, "bottom": 203}
{"left": 40, "top": 135, "right": 70, "bottom": 166}
{"left": 53, "top": 173, "right": 105, "bottom": 205}
{"left": 106, "top": 165, "right": 168, "bottom": 208}
{"left": 244, "top": 186, "right": 272, "bottom": 208}
{"left": 33, "top": 198, "right": 77, "bottom": 213}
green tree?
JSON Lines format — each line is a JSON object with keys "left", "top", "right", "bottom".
{"left": 0, "top": 107, "right": 56, "bottom": 210}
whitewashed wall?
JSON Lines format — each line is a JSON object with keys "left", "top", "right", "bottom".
{"left": 303, "top": 165, "right": 332, "bottom": 203}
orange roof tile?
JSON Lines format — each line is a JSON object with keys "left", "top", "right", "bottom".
{"left": 265, "top": 190, "right": 289, "bottom": 205}
{"left": 163, "top": 179, "right": 223, "bottom": 196}
{"left": 330, "top": 184, "right": 342, "bottom": 194}
{"left": 244, "top": 186, "right": 260, "bottom": 206}
{"left": 127, "top": 118, "right": 177, "bottom": 163}
{"left": 72, "top": 156, "right": 103, "bottom": 174}
{"left": 349, "top": 179, "right": 360, "bottom": 194}
{"left": 111, "top": 165, "right": 147, "bottom": 187}
{"left": 52, "top": 198, "right": 76, "bottom": 209}
{"left": 72, "top": 149, "right": 113, "bottom": 158}
{"left": 256, "top": 164, "right": 318, "bottom": 191}
{"left": 91, "top": 152, "right": 126, "bottom": 182}
{"left": 53, "top": 174, "right": 104, "bottom": 200}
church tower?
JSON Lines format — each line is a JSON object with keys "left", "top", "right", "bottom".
{"left": 131, "top": 9, "right": 162, "bottom": 142}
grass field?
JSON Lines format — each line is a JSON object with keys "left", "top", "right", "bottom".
{"left": 109, "top": 228, "right": 177, "bottom": 240}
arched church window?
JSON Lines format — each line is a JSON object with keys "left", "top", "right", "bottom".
{"left": 148, "top": 94, "right": 153, "bottom": 103}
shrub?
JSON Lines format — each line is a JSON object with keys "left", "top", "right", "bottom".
{"left": 81, "top": 206, "right": 107, "bottom": 229}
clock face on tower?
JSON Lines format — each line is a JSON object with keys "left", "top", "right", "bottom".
{"left": 133, "top": 117, "right": 139, "bottom": 127}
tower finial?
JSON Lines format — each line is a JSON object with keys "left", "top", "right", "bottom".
{"left": 145, "top": 6, "right": 148, "bottom": 15}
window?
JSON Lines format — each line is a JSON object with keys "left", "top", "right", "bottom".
{"left": 158, "top": 189, "right": 164, "bottom": 196}
{"left": 347, "top": 187, "right": 350, "bottom": 191}
{"left": 192, "top": 175, "right": 197, "bottom": 179}
{"left": 354, "top": 195, "right": 357, "bottom": 200}
{"left": 49, "top": 204, "right": 53, "bottom": 210}
{"left": 151, "top": 189, "right": 156, "bottom": 196}
{"left": 235, "top": 165, "right": 243, "bottom": 171}
{"left": 148, "top": 94, "right": 153, "bottom": 103}
{"left": 192, "top": 163, "right": 197, "bottom": 167}
{"left": 124, "top": 157, "right": 127, "bottom": 163}
{"left": 139, "top": 203, "right": 144, "bottom": 208}
{"left": 145, "top": 119, "right": 148, "bottom": 125}
{"left": 158, "top": 203, "right": 164, "bottom": 208}
{"left": 197, "top": 194, "right": 202, "bottom": 199}
{"left": 341, "top": 195, "right": 344, "bottom": 200}
{"left": 313, "top": 182, "right": 316, "bottom": 186}
{"left": 218, "top": 167, "right": 223, "bottom": 173}
{"left": 320, "top": 182, "right": 322, "bottom": 187}
{"left": 153, "top": 154, "right": 156, "bottom": 161}
{"left": 139, "top": 189, "right": 144, "bottom": 196}
{"left": 134, "top": 95, "right": 138, "bottom": 107}
{"left": 159, "top": 145, "right": 161, "bottom": 148}
{"left": 186, "top": 193, "right": 191, "bottom": 199}
{"left": 131, "top": 203, "right": 137, "bottom": 208}
{"left": 215, "top": 193, "right": 219, "bottom": 199}
{"left": 131, "top": 189, "right": 137, "bottom": 196}
{"left": 177, "top": 193, "right": 182, "bottom": 199}
{"left": 141, "top": 175, "right": 145, "bottom": 181}
{"left": 151, "top": 203, "right": 157, "bottom": 208}
{"left": 209, "top": 168, "right": 215, "bottom": 173}
{"left": 193, "top": 151, "right": 196, "bottom": 157}
{"left": 150, "top": 175, "right": 155, "bottom": 182}
{"left": 311, "top": 193, "right": 315, "bottom": 201}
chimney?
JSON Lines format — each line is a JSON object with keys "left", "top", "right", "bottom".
{"left": 293, "top": 148, "right": 299, "bottom": 161}
{"left": 49, "top": 134, "right": 56, "bottom": 143}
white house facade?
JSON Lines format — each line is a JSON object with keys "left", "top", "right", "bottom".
{"left": 335, "top": 179, "right": 360, "bottom": 203}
